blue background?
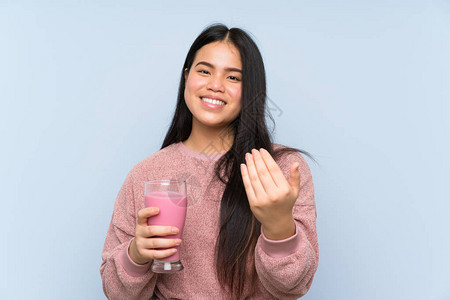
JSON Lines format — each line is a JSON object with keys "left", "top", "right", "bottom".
{"left": 1, "top": 1, "right": 449, "bottom": 299}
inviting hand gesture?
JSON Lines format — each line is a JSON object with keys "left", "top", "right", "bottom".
{"left": 240, "top": 148, "right": 301, "bottom": 240}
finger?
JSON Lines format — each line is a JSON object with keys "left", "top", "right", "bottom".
{"left": 141, "top": 248, "right": 178, "bottom": 260}
{"left": 139, "top": 225, "right": 179, "bottom": 238}
{"left": 245, "top": 152, "right": 266, "bottom": 201}
{"left": 147, "top": 238, "right": 182, "bottom": 249}
{"left": 240, "top": 163, "right": 257, "bottom": 202}
{"left": 288, "top": 162, "right": 301, "bottom": 196}
{"left": 251, "top": 149, "right": 277, "bottom": 193}
{"left": 137, "top": 207, "right": 160, "bottom": 226}
{"left": 259, "top": 148, "right": 290, "bottom": 188}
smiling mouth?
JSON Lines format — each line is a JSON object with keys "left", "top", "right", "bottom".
{"left": 201, "top": 97, "right": 226, "bottom": 106}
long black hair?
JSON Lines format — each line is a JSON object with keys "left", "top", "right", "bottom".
{"left": 161, "top": 23, "right": 313, "bottom": 299}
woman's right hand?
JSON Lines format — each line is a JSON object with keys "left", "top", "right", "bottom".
{"left": 128, "top": 207, "right": 181, "bottom": 265}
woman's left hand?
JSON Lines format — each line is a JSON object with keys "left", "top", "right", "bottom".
{"left": 240, "top": 148, "right": 300, "bottom": 240}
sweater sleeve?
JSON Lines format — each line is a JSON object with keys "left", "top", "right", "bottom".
{"left": 100, "top": 170, "right": 157, "bottom": 300}
{"left": 255, "top": 152, "right": 319, "bottom": 299}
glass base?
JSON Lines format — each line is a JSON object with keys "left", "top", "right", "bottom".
{"left": 151, "top": 259, "right": 184, "bottom": 273}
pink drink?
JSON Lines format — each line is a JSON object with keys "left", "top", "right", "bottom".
{"left": 145, "top": 191, "right": 187, "bottom": 262}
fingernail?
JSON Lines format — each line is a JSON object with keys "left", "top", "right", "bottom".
{"left": 175, "top": 239, "right": 181, "bottom": 246}
{"left": 245, "top": 153, "right": 252, "bottom": 161}
{"left": 260, "top": 148, "right": 268, "bottom": 155}
{"left": 172, "top": 227, "right": 179, "bottom": 234}
{"left": 252, "top": 149, "right": 259, "bottom": 157}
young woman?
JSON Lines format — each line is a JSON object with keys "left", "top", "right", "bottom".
{"left": 100, "top": 24, "right": 318, "bottom": 299}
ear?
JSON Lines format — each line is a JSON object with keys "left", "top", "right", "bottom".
{"left": 184, "top": 68, "right": 189, "bottom": 80}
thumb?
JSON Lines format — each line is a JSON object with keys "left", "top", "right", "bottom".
{"left": 288, "top": 162, "right": 301, "bottom": 195}
{"left": 137, "top": 207, "right": 159, "bottom": 226}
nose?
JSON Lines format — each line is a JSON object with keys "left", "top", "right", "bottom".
{"left": 206, "top": 75, "right": 225, "bottom": 92}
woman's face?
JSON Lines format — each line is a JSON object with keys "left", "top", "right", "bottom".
{"left": 184, "top": 41, "right": 242, "bottom": 131}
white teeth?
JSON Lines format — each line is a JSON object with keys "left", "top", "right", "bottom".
{"left": 202, "top": 97, "right": 225, "bottom": 106}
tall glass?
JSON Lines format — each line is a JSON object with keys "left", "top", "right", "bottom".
{"left": 144, "top": 180, "right": 187, "bottom": 273}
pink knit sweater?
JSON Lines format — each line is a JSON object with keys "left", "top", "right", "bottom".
{"left": 100, "top": 142, "right": 318, "bottom": 299}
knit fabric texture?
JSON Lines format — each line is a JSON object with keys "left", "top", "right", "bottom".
{"left": 100, "top": 142, "right": 319, "bottom": 299}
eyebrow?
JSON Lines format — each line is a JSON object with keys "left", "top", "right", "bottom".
{"left": 194, "top": 61, "right": 242, "bottom": 73}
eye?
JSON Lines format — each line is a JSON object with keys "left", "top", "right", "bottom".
{"left": 228, "top": 76, "right": 241, "bottom": 82}
{"left": 198, "top": 69, "right": 210, "bottom": 75}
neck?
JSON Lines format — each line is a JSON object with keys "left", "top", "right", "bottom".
{"left": 183, "top": 121, "right": 234, "bottom": 154}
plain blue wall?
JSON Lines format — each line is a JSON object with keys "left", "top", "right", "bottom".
{"left": 1, "top": 1, "right": 449, "bottom": 299}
